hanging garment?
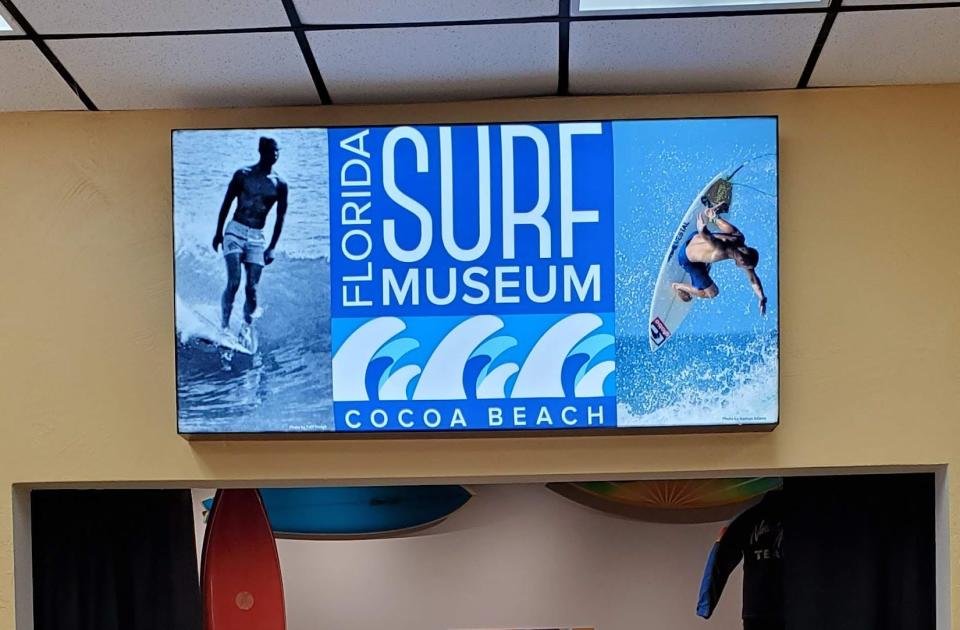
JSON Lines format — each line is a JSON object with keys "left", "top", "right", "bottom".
{"left": 783, "top": 474, "right": 935, "bottom": 630}
{"left": 32, "top": 489, "right": 202, "bottom": 630}
{"left": 697, "top": 490, "right": 783, "bottom": 624}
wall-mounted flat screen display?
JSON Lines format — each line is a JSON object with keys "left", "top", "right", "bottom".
{"left": 173, "top": 117, "right": 778, "bottom": 436}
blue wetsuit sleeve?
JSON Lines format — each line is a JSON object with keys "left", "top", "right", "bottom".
{"left": 697, "top": 518, "right": 745, "bottom": 618}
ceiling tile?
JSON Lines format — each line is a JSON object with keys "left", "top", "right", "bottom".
{"left": 0, "top": 4, "right": 24, "bottom": 35}
{"left": 574, "top": 0, "right": 828, "bottom": 15}
{"left": 294, "top": 0, "right": 559, "bottom": 24}
{"left": 811, "top": 8, "right": 960, "bottom": 86}
{"left": 0, "top": 41, "right": 84, "bottom": 111}
{"left": 569, "top": 14, "right": 825, "bottom": 94}
{"left": 842, "top": 0, "right": 957, "bottom": 5}
{"left": 308, "top": 23, "right": 558, "bottom": 104}
{"left": 15, "top": 0, "right": 289, "bottom": 34}
{"left": 48, "top": 33, "right": 320, "bottom": 110}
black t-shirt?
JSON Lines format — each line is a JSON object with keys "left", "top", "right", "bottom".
{"left": 697, "top": 490, "right": 783, "bottom": 621}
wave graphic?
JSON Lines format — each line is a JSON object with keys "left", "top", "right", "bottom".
{"left": 570, "top": 333, "right": 615, "bottom": 390}
{"left": 511, "top": 313, "right": 604, "bottom": 398}
{"left": 576, "top": 361, "right": 616, "bottom": 397}
{"left": 333, "top": 313, "right": 616, "bottom": 403}
{"left": 472, "top": 336, "right": 518, "bottom": 387}
{"left": 374, "top": 338, "right": 420, "bottom": 392}
{"left": 412, "top": 315, "right": 503, "bottom": 401}
{"left": 379, "top": 365, "right": 421, "bottom": 401}
{"left": 332, "top": 317, "right": 405, "bottom": 401}
{"left": 476, "top": 363, "right": 520, "bottom": 399}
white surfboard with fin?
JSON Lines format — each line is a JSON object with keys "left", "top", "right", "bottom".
{"left": 176, "top": 295, "right": 253, "bottom": 356}
{"left": 648, "top": 172, "right": 734, "bottom": 351}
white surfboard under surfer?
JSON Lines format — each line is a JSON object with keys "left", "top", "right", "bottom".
{"left": 648, "top": 170, "right": 768, "bottom": 352}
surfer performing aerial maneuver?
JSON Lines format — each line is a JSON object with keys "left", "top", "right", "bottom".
{"left": 672, "top": 203, "right": 768, "bottom": 316}
{"left": 211, "top": 137, "right": 288, "bottom": 351}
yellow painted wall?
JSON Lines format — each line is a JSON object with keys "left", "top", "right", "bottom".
{"left": 2, "top": 84, "right": 959, "bottom": 627}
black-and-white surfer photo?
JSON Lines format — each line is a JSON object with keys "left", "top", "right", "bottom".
{"left": 172, "top": 128, "right": 332, "bottom": 434}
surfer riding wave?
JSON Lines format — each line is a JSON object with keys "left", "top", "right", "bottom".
{"left": 211, "top": 136, "right": 288, "bottom": 349}
{"left": 672, "top": 203, "right": 768, "bottom": 315}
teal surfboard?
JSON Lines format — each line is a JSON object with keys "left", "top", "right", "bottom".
{"left": 202, "top": 485, "right": 473, "bottom": 539}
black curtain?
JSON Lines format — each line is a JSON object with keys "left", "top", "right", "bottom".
{"left": 32, "top": 489, "right": 202, "bottom": 630}
{"left": 784, "top": 473, "right": 936, "bottom": 630}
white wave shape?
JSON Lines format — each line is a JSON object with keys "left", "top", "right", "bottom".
{"left": 379, "top": 365, "right": 421, "bottom": 401}
{"left": 570, "top": 333, "right": 615, "bottom": 359}
{"left": 375, "top": 337, "right": 419, "bottom": 392}
{"left": 571, "top": 333, "right": 615, "bottom": 388}
{"left": 511, "top": 313, "right": 603, "bottom": 399}
{"left": 413, "top": 315, "right": 504, "bottom": 401}
{"left": 332, "top": 317, "right": 405, "bottom": 402}
{"left": 476, "top": 363, "right": 519, "bottom": 399}
{"left": 575, "top": 360, "right": 615, "bottom": 398}
{"left": 472, "top": 336, "right": 518, "bottom": 385}
{"left": 374, "top": 337, "right": 419, "bottom": 362}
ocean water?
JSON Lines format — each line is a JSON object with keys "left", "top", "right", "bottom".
{"left": 173, "top": 128, "right": 332, "bottom": 433}
{"left": 617, "top": 331, "right": 778, "bottom": 426}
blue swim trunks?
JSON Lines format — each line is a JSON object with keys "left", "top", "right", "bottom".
{"left": 677, "top": 232, "right": 713, "bottom": 290}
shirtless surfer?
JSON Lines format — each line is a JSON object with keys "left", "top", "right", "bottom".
{"left": 672, "top": 203, "right": 767, "bottom": 315}
{"left": 211, "top": 136, "right": 288, "bottom": 348}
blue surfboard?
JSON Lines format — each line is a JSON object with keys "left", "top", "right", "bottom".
{"left": 202, "top": 485, "right": 472, "bottom": 539}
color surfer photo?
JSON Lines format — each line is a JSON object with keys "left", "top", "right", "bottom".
{"left": 614, "top": 117, "right": 779, "bottom": 428}
{"left": 173, "top": 128, "right": 333, "bottom": 433}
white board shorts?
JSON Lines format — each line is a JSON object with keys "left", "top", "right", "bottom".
{"left": 222, "top": 220, "right": 266, "bottom": 266}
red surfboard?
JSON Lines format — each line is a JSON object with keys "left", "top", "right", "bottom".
{"left": 201, "top": 489, "right": 286, "bottom": 630}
